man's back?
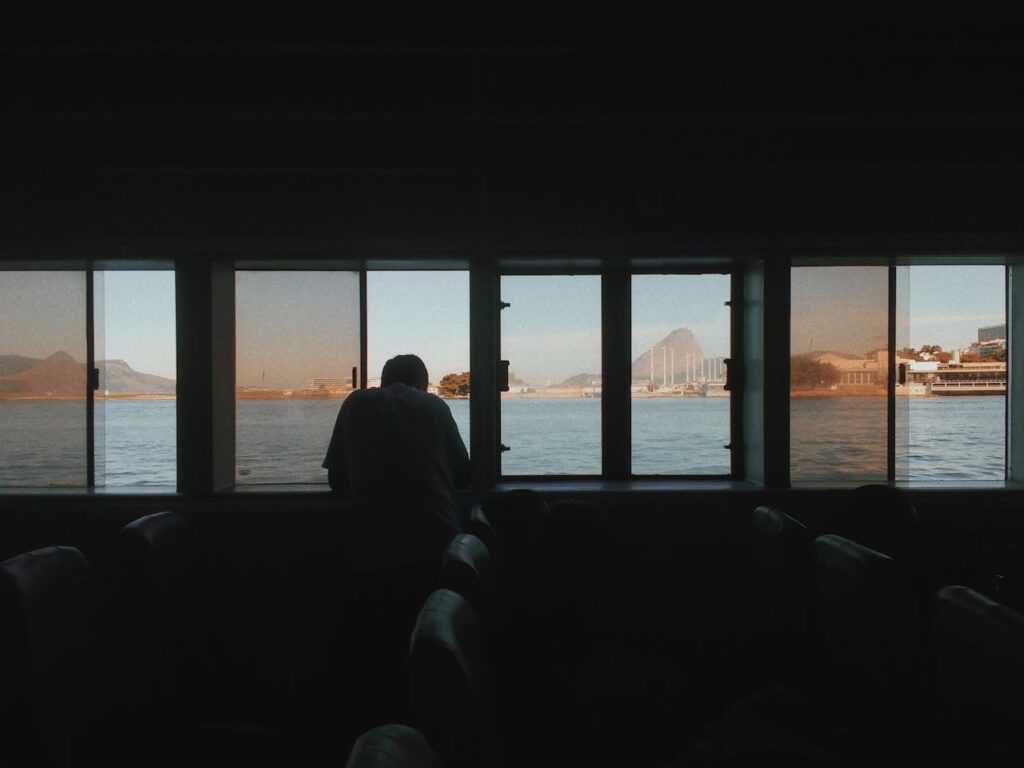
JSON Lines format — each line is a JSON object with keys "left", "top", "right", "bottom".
{"left": 323, "top": 383, "right": 469, "bottom": 567}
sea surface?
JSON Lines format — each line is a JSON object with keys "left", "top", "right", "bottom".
{"left": 0, "top": 396, "right": 1007, "bottom": 487}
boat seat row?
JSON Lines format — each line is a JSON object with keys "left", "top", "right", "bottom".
{"left": 710, "top": 505, "right": 1024, "bottom": 764}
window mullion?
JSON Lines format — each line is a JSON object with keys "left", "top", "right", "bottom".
{"left": 888, "top": 264, "right": 897, "bottom": 482}
{"left": 86, "top": 269, "right": 96, "bottom": 488}
{"left": 602, "top": 270, "right": 630, "bottom": 480}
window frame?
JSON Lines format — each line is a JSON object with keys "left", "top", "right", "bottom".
{"left": 0, "top": 260, "right": 177, "bottom": 491}
{"left": 3, "top": 253, "right": 1020, "bottom": 494}
{"left": 627, "top": 265, "right": 740, "bottom": 480}
{"left": 786, "top": 256, "right": 1012, "bottom": 488}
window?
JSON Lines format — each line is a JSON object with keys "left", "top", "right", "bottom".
{"left": 896, "top": 265, "right": 1006, "bottom": 482}
{"left": 790, "top": 262, "right": 1008, "bottom": 486}
{"left": 500, "top": 275, "right": 601, "bottom": 475}
{"left": 790, "top": 266, "right": 889, "bottom": 485}
{"left": 95, "top": 271, "right": 177, "bottom": 487}
{"left": 235, "top": 271, "right": 361, "bottom": 484}
{"left": 367, "top": 270, "right": 469, "bottom": 450}
{"left": 0, "top": 271, "right": 88, "bottom": 487}
{"left": 631, "top": 273, "right": 731, "bottom": 475}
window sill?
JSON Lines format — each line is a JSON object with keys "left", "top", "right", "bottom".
{"left": 0, "top": 485, "right": 180, "bottom": 497}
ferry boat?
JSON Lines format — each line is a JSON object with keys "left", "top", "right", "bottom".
{"left": 902, "top": 361, "right": 1007, "bottom": 396}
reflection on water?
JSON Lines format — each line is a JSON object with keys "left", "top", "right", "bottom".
{"left": 792, "top": 396, "right": 1005, "bottom": 484}
{"left": 791, "top": 397, "right": 888, "bottom": 484}
{"left": 0, "top": 401, "right": 88, "bottom": 487}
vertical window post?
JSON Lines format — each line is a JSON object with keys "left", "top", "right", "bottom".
{"left": 469, "top": 260, "right": 499, "bottom": 490}
{"left": 1010, "top": 262, "right": 1023, "bottom": 481}
{"left": 759, "top": 257, "right": 790, "bottom": 487}
{"left": 85, "top": 269, "right": 96, "bottom": 488}
{"left": 602, "top": 268, "right": 630, "bottom": 480}
{"left": 176, "top": 258, "right": 235, "bottom": 493}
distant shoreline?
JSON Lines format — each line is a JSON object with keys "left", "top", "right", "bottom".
{"left": 0, "top": 390, "right": 1005, "bottom": 402}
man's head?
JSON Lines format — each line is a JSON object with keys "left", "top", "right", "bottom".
{"left": 381, "top": 354, "right": 429, "bottom": 390}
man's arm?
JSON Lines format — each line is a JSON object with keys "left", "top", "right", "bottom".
{"left": 444, "top": 406, "right": 470, "bottom": 489}
{"left": 327, "top": 468, "right": 348, "bottom": 494}
{"left": 323, "top": 399, "right": 351, "bottom": 495}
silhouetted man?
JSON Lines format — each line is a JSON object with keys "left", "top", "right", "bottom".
{"left": 323, "top": 354, "right": 470, "bottom": 569}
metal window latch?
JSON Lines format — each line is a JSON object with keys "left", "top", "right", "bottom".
{"left": 498, "top": 360, "right": 510, "bottom": 392}
{"left": 722, "top": 358, "right": 733, "bottom": 391}
{"left": 500, "top": 444, "right": 511, "bottom": 453}
{"left": 352, "top": 366, "right": 357, "bottom": 389}
{"left": 499, "top": 300, "right": 511, "bottom": 310}
{"left": 90, "top": 367, "right": 100, "bottom": 391}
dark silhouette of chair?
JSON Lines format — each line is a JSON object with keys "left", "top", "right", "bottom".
{"left": 812, "top": 534, "right": 921, "bottom": 753}
{"left": 932, "top": 585, "right": 1024, "bottom": 763}
{"left": 709, "top": 532, "right": 917, "bottom": 759}
{"left": 112, "top": 511, "right": 203, "bottom": 725}
{"left": 345, "top": 724, "right": 442, "bottom": 768}
{"left": 0, "top": 546, "right": 119, "bottom": 766}
{"left": 407, "top": 589, "right": 499, "bottom": 768}
{"left": 111, "top": 512, "right": 289, "bottom": 766}
{"left": 466, "top": 504, "right": 503, "bottom": 580}
{"left": 480, "top": 489, "right": 546, "bottom": 604}
{"left": 750, "top": 506, "right": 814, "bottom": 690}
{"left": 438, "top": 533, "right": 498, "bottom": 625}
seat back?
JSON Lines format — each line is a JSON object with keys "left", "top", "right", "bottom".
{"left": 345, "top": 724, "right": 442, "bottom": 768}
{"left": 407, "top": 589, "right": 497, "bottom": 768}
{"left": 0, "top": 546, "right": 110, "bottom": 765}
{"left": 933, "top": 586, "right": 1024, "bottom": 760}
{"left": 481, "top": 489, "right": 545, "bottom": 599}
{"left": 438, "top": 533, "right": 498, "bottom": 622}
{"left": 813, "top": 534, "right": 909, "bottom": 718}
{"left": 113, "top": 511, "right": 202, "bottom": 718}
{"left": 750, "top": 506, "right": 813, "bottom": 686}
{"left": 466, "top": 504, "right": 503, "bottom": 577}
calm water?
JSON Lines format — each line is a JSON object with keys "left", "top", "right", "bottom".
{"left": 0, "top": 396, "right": 1007, "bottom": 486}
{"left": 791, "top": 396, "right": 1006, "bottom": 484}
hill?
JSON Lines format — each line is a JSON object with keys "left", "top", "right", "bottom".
{"left": 562, "top": 372, "right": 601, "bottom": 388}
{"left": 98, "top": 359, "right": 176, "bottom": 395}
{"left": 0, "top": 354, "right": 42, "bottom": 377}
{"left": 0, "top": 353, "right": 177, "bottom": 397}
{"left": 0, "top": 351, "right": 86, "bottom": 397}
{"left": 632, "top": 328, "right": 705, "bottom": 382}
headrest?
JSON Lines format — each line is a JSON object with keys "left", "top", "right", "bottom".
{"left": 440, "top": 534, "right": 496, "bottom": 614}
{"left": 345, "top": 724, "right": 441, "bottom": 768}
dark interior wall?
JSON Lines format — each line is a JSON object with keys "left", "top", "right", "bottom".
{"left": 3, "top": 46, "right": 1023, "bottom": 248}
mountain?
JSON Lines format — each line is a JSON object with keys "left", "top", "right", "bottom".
{"left": 98, "top": 359, "right": 176, "bottom": 395}
{"left": 0, "top": 351, "right": 86, "bottom": 397}
{"left": 562, "top": 372, "right": 601, "bottom": 388}
{"left": 0, "top": 354, "right": 42, "bottom": 377}
{"left": 632, "top": 328, "right": 705, "bottom": 382}
{"left": 0, "top": 353, "right": 176, "bottom": 397}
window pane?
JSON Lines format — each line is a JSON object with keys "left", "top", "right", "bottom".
{"left": 790, "top": 266, "right": 889, "bottom": 485}
{"left": 95, "top": 271, "right": 177, "bottom": 486}
{"left": 0, "top": 271, "right": 88, "bottom": 487}
{"left": 896, "top": 265, "right": 1006, "bottom": 482}
{"left": 236, "top": 271, "right": 360, "bottom": 484}
{"left": 500, "top": 275, "right": 601, "bottom": 475}
{"left": 367, "top": 271, "right": 469, "bottom": 450}
{"left": 631, "top": 274, "right": 731, "bottom": 474}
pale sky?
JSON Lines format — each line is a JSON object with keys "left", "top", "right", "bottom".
{"left": 2, "top": 266, "right": 1007, "bottom": 384}
{"left": 100, "top": 271, "right": 177, "bottom": 379}
{"left": 791, "top": 265, "right": 1005, "bottom": 356}
{"left": 0, "top": 272, "right": 87, "bottom": 361}
{"left": 368, "top": 271, "right": 469, "bottom": 384}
